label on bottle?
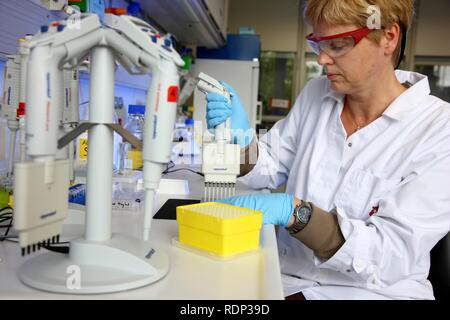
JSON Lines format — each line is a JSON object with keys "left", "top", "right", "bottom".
{"left": 126, "top": 149, "right": 143, "bottom": 170}
{"left": 112, "top": 198, "right": 142, "bottom": 211}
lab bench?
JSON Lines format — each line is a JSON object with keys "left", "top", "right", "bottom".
{"left": 0, "top": 166, "right": 284, "bottom": 300}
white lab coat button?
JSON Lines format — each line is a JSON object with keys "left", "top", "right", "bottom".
{"left": 352, "top": 259, "right": 367, "bottom": 273}
{"left": 281, "top": 248, "right": 288, "bottom": 256}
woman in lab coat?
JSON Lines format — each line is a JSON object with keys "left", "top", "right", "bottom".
{"left": 205, "top": 0, "right": 450, "bottom": 300}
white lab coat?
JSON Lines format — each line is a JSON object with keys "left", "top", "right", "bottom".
{"left": 240, "top": 70, "right": 450, "bottom": 300}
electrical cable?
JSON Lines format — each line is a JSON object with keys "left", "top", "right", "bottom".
{"left": 0, "top": 206, "right": 13, "bottom": 240}
{"left": 0, "top": 218, "right": 12, "bottom": 225}
{"left": 0, "top": 206, "right": 70, "bottom": 254}
{"left": 4, "top": 238, "right": 18, "bottom": 244}
{"left": 163, "top": 168, "right": 204, "bottom": 177}
{"left": 1, "top": 235, "right": 16, "bottom": 241}
{"left": 0, "top": 235, "right": 16, "bottom": 240}
{"left": 0, "top": 206, "right": 13, "bottom": 213}
{"left": 0, "top": 216, "right": 13, "bottom": 238}
{"left": 0, "top": 213, "right": 13, "bottom": 219}
{"left": 162, "top": 160, "right": 176, "bottom": 174}
{"left": 3, "top": 217, "right": 13, "bottom": 237}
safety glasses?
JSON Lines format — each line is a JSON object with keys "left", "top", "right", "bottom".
{"left": 306, "top": 27, "right": 375, "bottom": 58}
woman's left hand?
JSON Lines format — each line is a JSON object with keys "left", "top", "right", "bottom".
{"left": 217, "top": 193, "right": 295, "bottom": 227}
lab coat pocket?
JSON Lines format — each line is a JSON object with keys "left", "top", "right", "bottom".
{"left": 342, "top": 169, "right": 401, "bottom": 219}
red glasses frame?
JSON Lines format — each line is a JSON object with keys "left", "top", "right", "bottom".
{"left": 306, "top": 27, "right": 374, "bottom": 45}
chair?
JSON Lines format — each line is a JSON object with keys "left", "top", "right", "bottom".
{"left": 428, "top": 232, "right": 450, "bottom": 301}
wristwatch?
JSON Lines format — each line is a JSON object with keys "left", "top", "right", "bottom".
{"left": 286, "top": 201, "right": 313, "bottom": 235}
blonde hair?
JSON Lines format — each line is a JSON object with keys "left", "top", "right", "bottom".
{"left": 304, "top": 0, "right": 415, "bottom": 66}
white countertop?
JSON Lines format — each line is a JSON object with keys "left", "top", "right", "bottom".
{"left": 0, "top": 164, "right": 284, "bottom": 300}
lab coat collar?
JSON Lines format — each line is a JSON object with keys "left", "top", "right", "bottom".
{"left": 382, "top": 70, "right": 431, "bottom": 120}
{"left": 321, "top": 70, "right": 431, "bottom": 121}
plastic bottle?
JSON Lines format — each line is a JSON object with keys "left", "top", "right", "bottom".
{"left": 184, "top": 117, "right": 199, "bottom": 162}
{"left": 173, "top": 113, "right": 188, "bottom": 142}
{"left": 119, "top": 105, "right": 145, "bottom": 173}
{"left": 185, "top": 118, "right": 194, "bottom": 141}
{"left": 112, "top": 180, "right": 144, "bottom": 212}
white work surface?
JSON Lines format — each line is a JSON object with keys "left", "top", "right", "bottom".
{"left": 0, "top": 162, "right": 284, "bottom": 300}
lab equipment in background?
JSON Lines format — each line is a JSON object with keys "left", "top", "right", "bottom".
{"left": 40, "top": 0, "right": 67, "bottom": 10}
{"left": 180, "top": 48, "right": 194, "bottom": 72}
{"left": 0, "top": 182, "right": 14, "bottom": 209}
{"left": 112, "top": 180, "right": 144, "bottom": 211}
{"left": 197, "top": 34, "right": 261, "bottom": 61}
{"left": 69, "top": 177, "right": 144, "bottom": 212}
{"left": 0, "top": 55, "right": 21, "bottom": 186}
{"left": 172, "top": 117, "right": 200, "bottom": 158}
{"left": 68, "top": 183, "right": 86, "bottom": 205}
{"left": 175, "top": 202, "right": 263, "bottom": 259}
{"left": 12, "top": 12, "right": 184, "bottom": 294}
{"left": 0, "top": 188, "right": 9, "bottom": 208}
{"left": 113, "top": 165, "right": 144, "bottom": 212}
{"left": 178, "top": 76, "right": 197, "bottom": 107}
{"left": 76, "top": 131, "right": 88, "bottom": 162}
{"left": 68, "top": 0, "right": 105, "bottom": 20}
{"left": 0, "top": 42, "right": 31, "bottom": 186}
{"left": 184, "top": 117, "right": 196, "bottom": 155}
{"left": 73, "top": 128, "right": 88, "bottom": 181}
{"left": 126, "top": 1, "right": 141, "bottom": 17}
{"left": 196, "top": 72, "right": 240, "bottom": 202}
{"left": 1, "top": 38, "right": 82, "bottom": 186}
{"left": 173, "top": 112, "right": 189, "bottom": 142}
{"left": 119, "top": 105, "right": 144, "bottom": 172}
{"left": 185, "top": 118, "right": 194, "bottom": 138}
{"left": 114, "top": 96, "right": 126, "bottom": 126}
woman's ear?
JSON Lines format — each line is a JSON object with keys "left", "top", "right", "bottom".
{"left": 383, "top": 23, "right": 401, "bottom": 56}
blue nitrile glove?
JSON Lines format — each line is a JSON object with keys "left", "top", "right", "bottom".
{"left": 205, "top": 81, "right": 253, "bottom": 148}
{"left": 218, "top": 193, "right": 295, "bottom": 227}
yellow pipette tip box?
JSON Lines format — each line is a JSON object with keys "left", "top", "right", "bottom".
{"left": 176, "top": 202, "right": 263, "bottom": 258}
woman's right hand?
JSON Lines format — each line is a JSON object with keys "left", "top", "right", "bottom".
{"left": 205, "top": 81, "right": 253, "bottom": 148}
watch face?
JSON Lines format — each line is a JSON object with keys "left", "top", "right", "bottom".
{"left": 298, "top": 206, "right": 311, "bottom": 224}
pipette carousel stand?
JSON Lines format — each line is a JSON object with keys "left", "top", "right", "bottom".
{"left": 19, "top": 47, "right": 169, "bottom": 294}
